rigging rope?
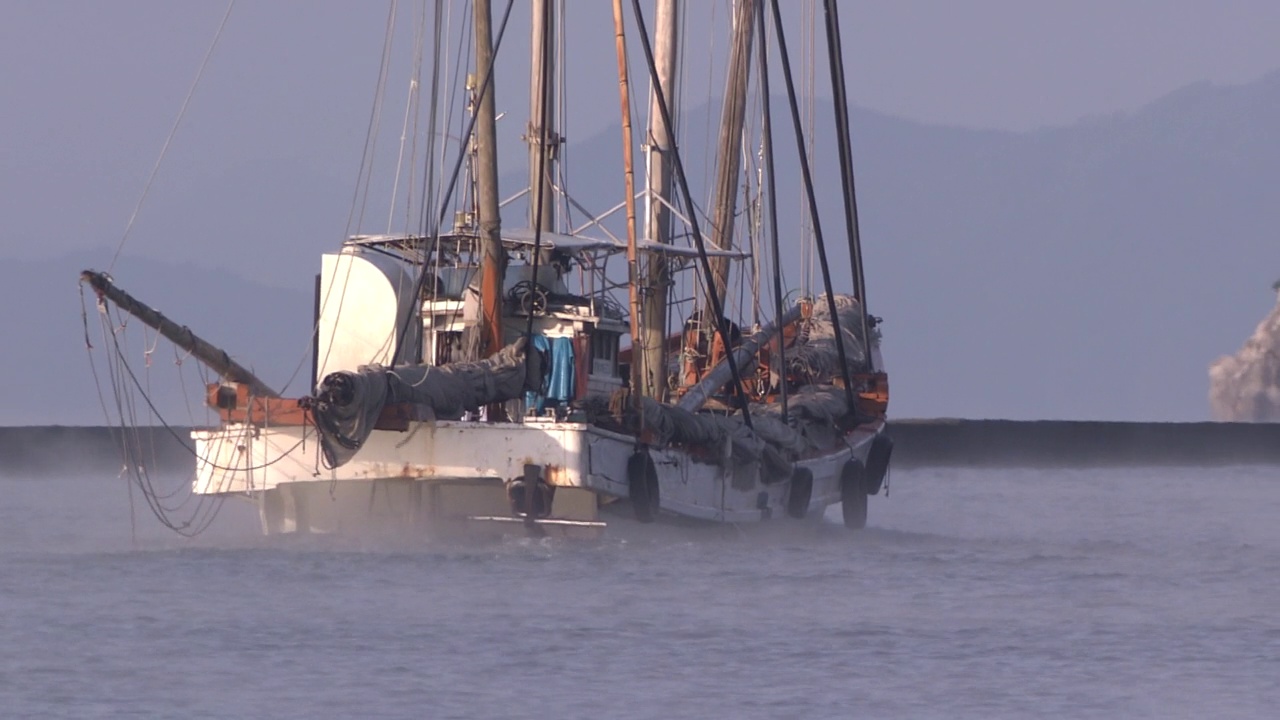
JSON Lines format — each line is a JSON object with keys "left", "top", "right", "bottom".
{"left": 392, "top": 0, "right": 517, "bottom": 365}
{"left": 81, "top": 285, "right": 315, "bottom": 538}
{"left": 755, "top": 0, "right": 788, "bottom": 420}
{"left": 747, "top": 1, "right": 778, "bottom": 420}
{"left": 278, "top": 0, "right": 402, "bottom": 396}
{"left": 415, "top": 0, "right": 469, "bottom": 344}
{"left": 110, "top": 0, "right": 235, "bottom": 273}
{"left": 766, "top": 0, "right": 856, "bottom": 412}
{"left": 387, "top": 0, "right": 425, "bottom": 234}
{"left": 419, "top": 0, "right": 446, "bottom": 236}
{"left": 821, "top": 0, "right": 873, "bottom": 360}
{"left": 522, "top": 0, "right": 555, "bottom": 372}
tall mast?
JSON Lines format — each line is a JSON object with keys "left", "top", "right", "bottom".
{"left": 612, "top": 0, "right": 643, "bottom": 404}
{"left": 528, "top": 0, "right": 557, "bottom": 234}
{"left": 755, "top": 0, "right": 787, "bottom": 420}
{"left": 704, "top": 0, "right": 755, "bottom": 315}
{"left": 629, "top": 0, "right": 755, "bottom": 428}
{"left": 639, "top": 0, "right": 679, "bottom": 401}
{"left": 474, "top": 0, "right": 506, "bottom": 357}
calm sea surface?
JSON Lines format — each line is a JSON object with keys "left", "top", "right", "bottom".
{"left": 2, "top": 465, "right": 1278, "bottom": 719}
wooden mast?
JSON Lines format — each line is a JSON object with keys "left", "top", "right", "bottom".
{"left": 474, "top": 0, "right": 506, "bottom": 358}
{"left": 639, "top": 0, "right": 679, "bottom": 401}
{"left": 704, "top": 0, "right": 756, "bottom": 314}
{"left": 611, "top": 0, "right": 642, "bottom": 404}
{"left": 528, "top": 0, "right": 557, "bottom": 236}
{"left": 628, "top": 0, "right": 755, "bottom": 428}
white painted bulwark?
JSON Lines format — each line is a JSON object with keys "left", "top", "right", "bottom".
{"left": 195, "top": 420, "right": 595, "bottom": 494}
{"left": 192, "top": 417, "right": 882, "bottom": 529}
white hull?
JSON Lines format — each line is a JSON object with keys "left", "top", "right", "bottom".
{"left": 193, "top": 418, "right": 885, "bottom": 536}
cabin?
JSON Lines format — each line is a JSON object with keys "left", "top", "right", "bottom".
{"left": 314, "top": 230, "right": 629, "bottom": 419}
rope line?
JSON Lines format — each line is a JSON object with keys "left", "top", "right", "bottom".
{"left": 109, "top": 1, "right": 235, "bottom": 272}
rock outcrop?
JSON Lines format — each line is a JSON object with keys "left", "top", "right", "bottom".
{"left": 1209, "top": 293, "right": 1280, "bottom": 421}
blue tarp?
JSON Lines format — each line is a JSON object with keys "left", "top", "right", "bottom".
{"left": 525, "top": 334, "right": 575, "bottom": 414}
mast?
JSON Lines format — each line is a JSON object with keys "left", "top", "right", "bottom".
{"left": 755, "top": 0, "right": 788, "bottom": 420}
{"left": 393, "top": 0, "right": 515, "bottom": 366}
{"left": 630, "top": 0, "right": 755, "bottom": 429}
{"left": 527, "top": 0, "right": 557, "bottom": 234}
{"left": 474, "top": 0, "right": 506, "bottom": 357}
{"left": 639, "top": 0, "right": 679, "bottom": 401}
{"left": 704, "top": 0, "right": 756, "bottom": 314}
{"left": 612, "top": 0, "right": 643, "bottom": 403}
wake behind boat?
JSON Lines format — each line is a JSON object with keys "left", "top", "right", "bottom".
{"left": 82, "top": 0, "right": 893, "bottom": 539}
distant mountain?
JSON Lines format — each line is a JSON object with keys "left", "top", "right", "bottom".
{"left": 7, "top": 71, "right": 1279, "bottom": 422}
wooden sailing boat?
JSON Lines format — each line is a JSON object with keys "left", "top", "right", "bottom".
{"left": 81, "top": 0, "right": 892, "bottom": 537}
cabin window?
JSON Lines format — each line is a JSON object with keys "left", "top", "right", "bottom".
{"left": 591, "top": 331, "right": 619, "bottom": 377}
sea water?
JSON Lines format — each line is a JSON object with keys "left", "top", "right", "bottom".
{"left": 1, "top": 465, "right": 1277, "bottom": 719}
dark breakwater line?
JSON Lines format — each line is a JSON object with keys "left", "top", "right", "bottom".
{"left": 4, "top": 421, "right": 1280, "bottom": 477}
{"left": 889, "top": 419, "right": 1280, "bottom": 469}
{"left": 0, "top": 425, "right": 194, "bottom": 477}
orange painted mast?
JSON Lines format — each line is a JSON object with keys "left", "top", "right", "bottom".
{"left": 474, "top": 0, "right": 506, "bottom": 357}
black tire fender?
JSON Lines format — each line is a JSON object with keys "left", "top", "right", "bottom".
{"left": 840, "top": 459, "right": 868, "bottom": 530}
{"left": 786, "top": 466, "right": 814, "bottom": 519}
{"left": 865, "top": 434, "right": 894, "bottom": 496}
{"left": 627, "top": 450, "right": 660, "bottom": 523}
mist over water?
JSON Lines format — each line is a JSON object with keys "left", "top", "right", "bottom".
{"left": 2, "top": 465, "right": 1278, "bottom": 718}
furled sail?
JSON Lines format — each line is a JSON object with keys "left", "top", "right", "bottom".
{"left": 787, "top": 294, "right": 869, "bottom": 383}
{"left": 312, "top": 338, "right": 541, "bottom": 467}
{"left": 639, "top": 385, "right": 856, "bottom": 485}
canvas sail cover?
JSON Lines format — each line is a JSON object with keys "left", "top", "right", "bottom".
{"left": 310, "top": 293, "right": 875, "bottom": 475}
{"left": 639, "top": 385, "right": 854, "bottom": 483}
{"left": 787, "top": 294, "right": 869, "bottom": 383}
{"left": 312, "top": 337, "right": 540, "bottom": 467}
{"left": 642, "top": 293, "right": 875, "bottom": 482}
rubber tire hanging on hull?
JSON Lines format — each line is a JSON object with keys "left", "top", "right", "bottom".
{"left": 865, "top": 434, "right": 894, "bottom": 496}
{"left": 627, "top": 451, "right": 660, "bottom": 523}
{"left": 840, "top": 459, "right": 869, "bottom": 529}
{"left": 786, "top": 467, "right": 814, "bottom": 519}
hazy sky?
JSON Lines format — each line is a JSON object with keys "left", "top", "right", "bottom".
{"left": 5, "top": 0, "right": 1280, "bottom": 261}
{"left": 7, "top": 1, "right": 1280, "bottom": 143}
{"left": 836, "top": 0, "right": 1280, "bottom": 130}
